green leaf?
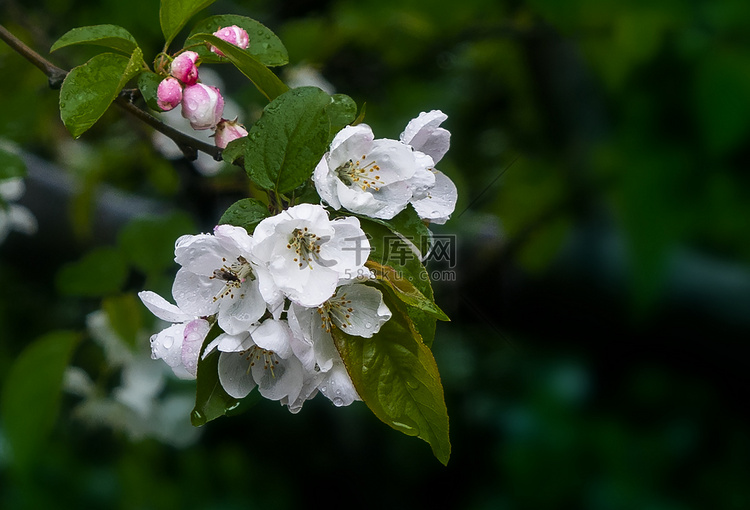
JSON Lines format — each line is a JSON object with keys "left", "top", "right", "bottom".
{"left": 118, "top": 211, "right": 195, "bottom": 276}
{"left": 221, "top": 136, "right": 249, "bottom": 165}
{"left": 193, "top": 34, "right": 288, "bottom": 101}
{"left": 366, "top": 259, "right": 448, "bottom": 321}
{"left": 192, "top": 325, "right": 239, "bottom": 426}
{"left": 159, "top": 0, "right": 217, "bottom": 47}
{"left": 332, "top": 296, "right": 451, "bottom": 465}
{"left": 50, "top": 24, "right": 138, "bottom": 55}
{"left": 244, "top": 87, "right": 332, "bottom": 193}
{"left": 218, "top": 198, "right": 271, "bottom": 234}
{"left": 186, "top": 14, "right": 288, "bottom": 67}
{"left": 325, "top": 93, "right": 357, "bottom": 141}
{"left": 56, "top": 246, "right": 128, "bottom": 297}
{"left": 358, "top": 216, "right": 435, "bottom": 302}
{"left": 102, "top": 294, "right": 143, "bottom": 349}
{"left": 59, "top": 50, "right": 144, "bottom": 138}
{"left": 1, "top": 331, "right": 80, "bottom": 471}
{"left": 0, "top": 147, "right": 26, "bottom": 180}
{"left": 137, "top": 71, "right": 163, "bottom": 111}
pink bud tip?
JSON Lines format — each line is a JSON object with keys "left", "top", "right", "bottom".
{"left": 170, "top": 51, "right": 200, "bottom": 85}
{"left": 181, "top": 84, "right": 225, "bottom": 130}
{"left": 156, "top": 77, "right": 183, "bottom": 111}
{"left": 214, "top": 118, "right": 249, "bottom": 148}
{"left": 210, "top": 25, "right": 250, "bottom": 57}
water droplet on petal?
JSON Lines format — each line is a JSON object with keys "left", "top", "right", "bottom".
{"left": 162, "top": 336, "right": 174, "bottom": 348}
{"left": 333, "top": 397, "right": 344, "bottom": 407}
{"left": 365, "top": 322, "right": 372, "bottom": 329}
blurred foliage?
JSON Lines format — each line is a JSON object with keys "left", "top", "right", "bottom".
{"left": 2, "top": 0, "right": 750, "bottom": 508}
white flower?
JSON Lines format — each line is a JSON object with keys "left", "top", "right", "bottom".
{"left": 313, "top": 124, "right": 429, "bottom": 219}
{"left": 400, "top": 110, "right": 458, "bottom": 224}
{"left": 171, "top": 224, "right": 280, "bottom": 335}
{"left": 0, "top": 177, "right": 37, "bottom": 244}
{"left": 288, "top": 283, "right": 391, "bottom": 407}
{"left": 252, "top": 204, "right": 370, "bottom": 307}
{"left": 213, "top": 319, "right": 306, "bottom": 405}
{"left": 138, "top": 290, "right": 211, "bottom": 379}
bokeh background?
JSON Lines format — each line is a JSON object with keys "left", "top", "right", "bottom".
{"left": 2, "top": 0, "right": 750, "bottom": 508}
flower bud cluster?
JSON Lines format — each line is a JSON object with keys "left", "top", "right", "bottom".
{"left": 139, "top": 204, "right": 390, "bottom": 412}
{"left": 155, "top": 26, "right": 251, "bottom": 146}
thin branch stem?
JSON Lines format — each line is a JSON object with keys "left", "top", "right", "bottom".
{"left": 0, "top": 23, "right": 223, "bottom": 162}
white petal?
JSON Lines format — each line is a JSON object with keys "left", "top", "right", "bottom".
{"left": 252, "top": 354, "right": 304, "bottom": 402}
{"left": 410, "top": 170, "right": 457, "bottom": 224}
{"left": 172, "top": 268, "right": 222, "bottom": 317}
{"left": 331, "top": 284, "right": 391, "bottom": 338}
{"left": 214, "top": 224, "right": 254, "bottom": 255}
{"left": 215, "top": 331, "right": 254, "bottom": 353}
{"left": 366, "top": 138, "right": 417, "bottom": 182}
{"left": 400, "top": 110, "right": 450, "bottom": 164}
{"left": 218, "top": 351, "right": 257, "bottom": 398}
{"left": 150, "top": 323, "right": 186, "bottom": 368}
{"left": 313, "top": 157, "right": 341, "bottom": 209}
{"left": 250, "top": 319, "right": 294, "bottom": 359}
{"left": 320, "top": 216, "right": 371, "bottom": 273}
{"left": 138, "top": 290, "right": 193, "bottom": 323}
{"left": 319, "top": 359, "right": 360, "bottom": 407}
{"left": 182, "top": 319, "right": 210, "bottom": 377}
{"left": 217, "top": 278, "right": 266, "bottom": 335}
{"left": 288, "top": 303, "right": 338, "bottom": 372}
{"left": 328, "top": 124, "right": 374, "bottom": 170}
{"left": 174, "top": 233, "right": 232, "bottom": 276}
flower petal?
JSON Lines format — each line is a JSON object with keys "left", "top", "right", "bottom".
{"left": 217, "top": 278, "right": 266, "bottom": 335}
{"left": 249, "top": 319, "right": 294, "bottom": 359}
{"left": 252, "top": 354, "right": 304, "bottom": 402}
{"left": 319, "top": 358, "right": 360, "bottom": 407}
{"left": 172, "top": 268, "right": 222, "bottom": 317}
{"left": 138, "top": 290, "right": 193, "bottom": 323}
{"left": 400, "top": 110, "right": 450, "bottom": 164}
{"left": 410, "top": 170, "right": 458, "bottom": 224}
{"left": 182, "top": 319, "right": 210, "bottom": 377}
{"left": 331, "top": 284, "right": 391, "bottom": 338}
{"left": 218, "top": 351, "right": 257, "bottom": 398}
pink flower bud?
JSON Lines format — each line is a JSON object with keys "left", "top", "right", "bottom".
{"left": 181, "top": 83, "right": 224, "bottom": 130}
{"left": 210, "top": 25, "right": 250, "bottom": 57}
{"left": 214, "top": 119, "right": 249, "bottom": 148}
{"left": 170, "top": 51, "right": 200, "bottom": 85}
{"left": 156, "top": 77, "right": 183, "bottom": 111}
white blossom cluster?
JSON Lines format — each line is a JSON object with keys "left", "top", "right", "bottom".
{"left": 140, "top": 110, "right": 456, "bottom": 414}
{"left": 139, "top": 204, "right": 391, "bottom": 412}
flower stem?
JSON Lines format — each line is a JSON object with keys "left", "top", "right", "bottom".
{"left": 0, "top": 23, "right": 223, "bottom": 162}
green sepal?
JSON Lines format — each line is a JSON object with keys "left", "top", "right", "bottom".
{"left": 186, "top": 14, "right": 288, "bottom": 67}
{"left": 218, "top": 198, "right": 271, "bottom": 235}
{"left": 193, "top": 34, "right": 288, "bottom": 102}
{"left": 50, "top": 24, "right": 138, "bottom": 55}
{"left": 59, "top": 48, "right": 144, "bottom": 138}
{"left": 191, "top": 323, "right": 239, "bottom": 426}
{"left": 243, "top": 86, "right": 332, "bottom": 193}
{"left": 160, "top": 0, "right": 217, "bottom": 48}
{"left": 1, "top": 331, "right": 81, "bottom": 472}
{"left": 332, "top": 291, "right": 451, "bottom": 465}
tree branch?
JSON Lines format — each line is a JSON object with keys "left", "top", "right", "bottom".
{"left": 0, "top": 23, "right": 223, "bottom": 162}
